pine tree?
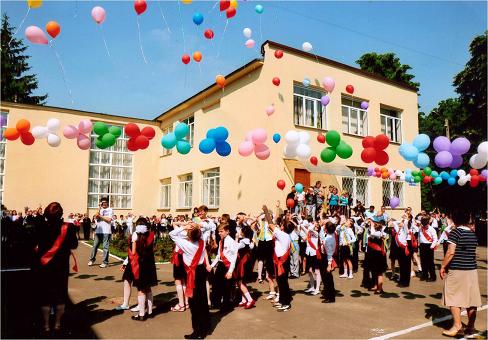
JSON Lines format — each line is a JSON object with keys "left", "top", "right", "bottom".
{"left": 1, "top": 13, "right": 47, "bottom": 104}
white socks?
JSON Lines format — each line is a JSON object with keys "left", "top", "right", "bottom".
{"left": 123, "top": 280, "right": 131, "bottom": 307}
{"left": 308, "top": 272, "right": 315, "bottom": 289}
{"left": 244, "top": 292, "right": 252, "bottom": 302}
{"left": 182, "top": 285, "right": 188, "bottom": 306}
{"left": 314, "top": 271, "right": 321, "bottom": 291}
{"left": 258, "top": 261, "right": 264, "bottom": 279}
{"left": 146, "top": 291, "right": 153, "bottom": 314}
{"left": 137, "top": 295, "right": 146, "bottom": 316}
{"left": 176, "top": 284, "right": 185, "bottom": 307}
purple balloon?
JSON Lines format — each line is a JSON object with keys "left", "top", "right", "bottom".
{"left": 360, "top": 101, "right": 369, "bottom": 110}
{"left": 450, "top": 154, "right": 463, "bottom": 168}
{"left": 0, "top": 115, "right": 6, "bottom": 127}
{"left": 435, "top": 151, "right": 453, "bottom": 168}
{"left": 481, "top": 169, "right": 488, "bottom": 179}
{"left": 433, "top": 136, "right": 451, "bottom": 152}
{"left": 450, "top": 137, "right": 471, "bottom": 155}
{"left": 320, "top": 95, "right": 330, "bottom": 106}
{"left": 390, "top": 197, "right": 400, "bottom": 209}
{"left": 367, "top": 167, "right": 374, "bottom": 176}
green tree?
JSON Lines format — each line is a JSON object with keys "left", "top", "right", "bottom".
{"left": 356, "top": 52, "right": 420, "bottom": 91}
{"left": 1, "top": 13, "right": 47, "bottom": 104}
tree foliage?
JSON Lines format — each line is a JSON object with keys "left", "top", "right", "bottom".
{"left": 1, "top": 14, "right": 47, "bottom": 104}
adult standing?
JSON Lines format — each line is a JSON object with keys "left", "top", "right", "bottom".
{"left": 440, "top": 211, "right": 481, "bottom": 337}
{"left": 313, "top": 181, "right": 324, "bottom": 220}
{"left": 88, "top": 198, "right": 113, "bottom": 268}
{"left": 82, "top": 214, "right": 92, "bottom": 240}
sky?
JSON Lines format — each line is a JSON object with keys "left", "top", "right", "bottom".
{"left": 2, "top": 1, "right": 486, "bottom": 120}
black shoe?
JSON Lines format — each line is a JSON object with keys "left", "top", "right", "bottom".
{"left": 184, "top": 333, "right": 197, "bottom": 339}
{"left": 322, "top": 299, "right": 335, "bottom": 303}
{"left": 419, "top": 277, "right": 427, "bottom": 281}
{"left": 426, "top": 278, "right": 436, "bottom": 282}
{"left": 131, "top": 315, "right": 146, "bottom": 321}
{"left": 397, "top": 283, "right": 409, "bottom": 288}
{"left": 146, "top": 312, "right": 154, "bottom": 319}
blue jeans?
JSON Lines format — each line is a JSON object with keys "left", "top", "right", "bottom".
{"left": 89, "top": 233, "right": 111, "bottom": 264}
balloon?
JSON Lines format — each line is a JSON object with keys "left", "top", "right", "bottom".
{"left": 450, "top": 137, "right": 470, "bottom": 155}
{"left": 254, "top": 4, "right": 264, "bottom": 14}
{"left": 362, "top": 136, "right": 375, "bottom": 148}
{"left": 174, "top": 122, "right": 189, "bottom": 140}
{"left": 413, "top": 134, "right": 430, "bottom": 152}
{"left": 413, "top": 176, "right": 421, "bottom": 183}
{"left": 134, "top": 135, "right": 149, "bottom": 150}
{"left": 295, "top": 183, "right": 303, "bottom": 193}
{"left": 108, "top": 126, "right": 121, "bottom": 138}
{"left": 46, "top": 118, "right": 60, "bottom": 133}
{"left": 230, "top": 0, "right": 238, "bottom": 8}
{"left": 127, "top": 138, "right": 138, "bottom": 152}
{"left": 320, "top": 147, "right": 336, "bottom": 163}
{"left": 62, "top": 125, "right": 78, "bottom": 139}
{"left": 447, "top": 177, "right": 456, "bottom": 186}
{"left": 266, "top": 105, "right": 275, "bottom": 116}
{"left": 141, "top": 126, "right": 155, "bottom": 139}
{"left": 435, "top": 151, "right": 453, "bottom": 168}
{"left": 274, "top": 50, "right": 283, "bottom": 59}
{"left": 176, "top": 140, "right": 191, "bottom": 154}
{"left": 322, "top": 77, "right": 335, "bottom": 92}
{"left": 374, "top": 134, "right": 389, "bottom": 150}
{"left": 433, "top": 177, "right": 442, "bottom": 185}
{"left": 320, "top": 95, "right": 330, "bottom": 106}
{"left": 238, "top": 141, "right": 254, "bottom": 156}
{"left": 325, "top": 130, "right": 340, "bottom": 147}
{"left": 25, "top": 26, "right": 48, "bottom": 45}
{"left": 213, "top": 126, "right": 229, "bottom": 142}
{"left": 192, "top": 12, "right": 204, "bottom": 25}
{"left": 193, "top": 51, "right": 202, "bottom": 62}
{"left": 216, "top": 75, "right": 226, "bottom": 88}
{"left": 440, "top": 171, "right": 450, "bottom": 180}
{"left": 345, "top": 85, "right": 354, "bottom": 94}
{"left": 470, "top": 176, "right": 479, "bottom": 188}
{"left": 226, "top": 7, "right": 236, "bottom": 19}
{"left": 285, "top": 131, "right": 300, "bottom": 146}
{"left": 401, "top": 144, "right": 419, "bottom": 161}
{"left": 77, "top": 134, "right": 91, "bottom": 150}
{"left": 296, "top": 144, "right": 311, "bottom": 160}
{"left": 78, "top": 120, "right": 92, "bottom": 134}
{"left": 102, "top": 133, "right": 116, "bottom": 147}
{"left": 124, "top": 123, "right": 140, "bottom": 138}
{"left": 449, "top": 169, "right": 458, "bottom": 178}
{"left": 422, "top": 176, "right": 432, "bottom": 184}
{"left": 91, "top": 6, "right": 106, "bottom": 24}
{"left": 310, "top": 156, "right": 318, "bottom": 166}
{"left": 46, "top": 21, "right": 60, "bottom": 39}
{"left": 389, "top": 197, "right": 400, "bottom": 209}
{"left": 134, "top": 0, "right": 147, "bottom": 15}
{"left": 245, "top": 39, "right": 255, "bottom": 48}
{"left": 423, "top": 167, "right": 432, "bottom": 176}
{"left": 298, "top": 131, "right": 310, "bottom": 144}
{"left": 469, "top": 154, "right": 486, "bottom": 169}
{"left": 182, "top": 54, "right": 190, "bottom": 64}
{"left": 254, "top": 144, "right": 270, "bottom": 160}
{"left": 220, "top": 0, "right": 230, "bottom": 11}
{"left": 450, "top": 154, "right": 463, "bottom": 168}
{"left": 252, "top": 128, "right": 267, "bottom": 144}
{"left": 283, "top": 145, "right": 297, "bottom": 158}
{"left": 93, "top": 122, "right": 108, "bottom": 135}
{"left": 375, "top": 150, "right": 389, "bottom": 166}
{"left": 381, "top": 172, "right": 389, "bottom": 179}
{"left": 360, "top": 101, "right": 369, "bottom": 110}
{"left": 302, "top": 78, "right": 311, "bottom": 87}
{"left": 336, "top": 142, "right": 353, "bottom": 159}
{"left": 4, "top": 128, "right": 20, "bottom": 141}
{"left": 302, "top": 42, "right": 312, "bottom": 52}
{"left": 31, "top": 126, "right": 48, "bottom": 139}
{"left": 204, "top": 29, "right": 214, "bottom": 39}
{"left": 317, "top": 134, "right": 325, "bottom": 144}
{"left": 478, "top": 141, "right": 488, "bottom": 158}
{"left": 161, "top": 133, "right": 177, "bottom": 149}
{"left": 95, "top": 139, "right": 106, "bottom": 149}
{"left": 46, "top": 133, "right": 60, "bottom": 147}
{"left": 433, "top": 136, "right": 451, "bottom": 152}
{"left": 469, "top": 169, "right": 479, "bottom": 176}
{"left": 286, "top": 198, "right": 295, "bottom": 208}
{"left": 20, "top": 132, "right": 35, "bottom": 145}
{"left": 414, "top": 152, "right": 430, "bottom": 168}
{"left": 27, "top": 0, "right": 42, "bottom": 9}
{"left": 272, "top": 77, "right": 280, "bottom": 86}
{"left": 199, "top": 138, "right": 215, "bottom": 154}
{"left": 243, "top": 28, "right": 252, "bottom": 38}
{"left": 277, "top": 180, "right": 286, "bottom": 190}
{"left": 272, "top": 133, "right": 281, "bottom": 143}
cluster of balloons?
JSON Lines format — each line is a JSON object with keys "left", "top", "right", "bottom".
{"left": 220, "top": 0, "right": 238, "bottom": 19}
{"left": 238, "top": 128, "right": 270, "bottom": 160}
{"left": 367, "top": 167, "right": 403, "bottom": 180}
{"left": 243, "top": 28, "right": 254, "bottom": 48}
{"left": 63, "top": 120, "right": 93, "bottom": 150}
{"left": 469, "top": 141, "right": 488, "bottom": 169}
{"left": 433, "top": 136, "right": 469, "bottom": 168}
{"left": 161, "top": 122, "right": 191, "bottom": 155}
{"left": 31, "top": 118, "right": 61, "bottom": 147}
{"left": 283, "top": 130, "right": 311, "bottom": 160}
{"left": 125, "top": 123, "right": 156, "bottom": 151}
{"left": 199, "top": 126, "right": 231, "bottom": 156}
{"left": 429, "top": 168, "right": 458, "bottom": 186}
{"left": 399, "top": 134, "right": 431, "bottom": 169}
{"left": 320, "top": 130, "right": 353, "bottom": 163}
{"left": 25, "top": 20, "right": 61, "bottom": 45}
{"left": 458, "top": 169, "right": 487, "bottom": 188}
{"left": 4, "top": 119, "right": 35, "bottom": 145}
{"left": 361, "top": 134, "right": 390, "bottom": 166}
{"left": 93, "top": 122, "right": 122, "bottom": 149}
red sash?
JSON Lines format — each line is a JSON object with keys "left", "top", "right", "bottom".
{"left": 409, "top": 231, "right": 418, "bottom": 249}
{"left": 171, "top": 248, "right": 183, "bottom": 266}
{"left": 367, "top": 240, "right": 386, "bottom": 256}
{"left": 307, "top": 232, "right": 321, "bottom": 260}
{"left": 237, "top": 252, "right": 250, "bottom": 279}
{"left": 128, "top": 232, "right": 155, "bottom": 280}
{"left": 40, "top": 223, "right": 78, "bottom": 272}
{"left": 219, "top": 239, "right": 237, "bottom": 279}
{"left": 184, "top": 239, "right": 204, "bottom": 298}
{"left": 395, "top": 233, "right": 410, "bottom": 257}
{"left": 273, "top": 247, "right": 290, "bottom": 277}
{"left": 421, "top": 227, "right": 433, "bottom": 243}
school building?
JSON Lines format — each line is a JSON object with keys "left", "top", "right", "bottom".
{"left": 0, "top": 40, "right": 421, "bottom": 218}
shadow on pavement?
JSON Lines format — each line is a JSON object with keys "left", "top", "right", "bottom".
{"left": 402, "top": 291, "right": 426, "bottom": 299}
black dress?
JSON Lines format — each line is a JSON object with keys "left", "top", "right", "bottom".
{"left": 133, "top": 232, "right": 158, "bottom": 290}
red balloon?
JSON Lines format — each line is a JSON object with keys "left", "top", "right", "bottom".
{"left": 469, "top": 169, "right": 479, "bottom": 176}
{"left": 272, "top": 77, "right": 280, "bottom": 86}
{"left": 277, "top": 180, "right": 286, "bottom": 190}
{"left": 134, "top": 135, "right": 149, "bottom": 150}
{"left": 134, "top": 0, "right": 147, "bottom": 15}
{"left": 127, "top": 138, "right": 138, "bottom": 152}
{"left": 423, "top": 176, "right": 432, "bottom": 184}
{"left": 204, "top": 29, "right": 214, "bottom": 39}
{"left": 286, "top": 198, "right": 295, "bottom": 208}
{"left": 374, "top": 134, "right": 390, "bottom": 150}
{"left": 470, "top": 175, "right": 479, "bottom": 188}
{"left": 181, "top": 54, "right": 190, "bottom": 64}
{"left": 317, "top": 134, "right": 325, "bottom": 144}
{"left": 361, "top": 147, "right": 376, "bottom": 163}
{"left": 310, "top": 156, "right": 318, "bottom": 166}
{"left": 375, "top": 150, "right": 389, "bottom": 166}
{"left": 20, "top": 132, "right": 35, "bottom": 145}
{"left": 362, "top": 136, "right": 375, "bottom": 148}
{"left": 274, "top": 50, "right": 283, "bottom": 59}
{"left": 141, "top": 126, "right": 155, "bottom": 140}
{"left": 125, "top": 123, "right": 140, "bottom": 138}
{"left": 226, "top": 7, "right": 236, "bottom": 19}
{"left": 479, "top": 175, "right": 487, "bottom": 182}
{"left": 220, "top": 0, "right": 230, "bottom": 11}
{"left": 346, "top": 85, "right": 354, "bottom": 94}
{"left": 374, "top": 167, "right": 380, "bottom": 172}
{"left": 375, "top": 171, "right": 382, "bottom": 178}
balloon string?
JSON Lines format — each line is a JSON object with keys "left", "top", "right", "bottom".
{"left": 49, "top": 40, "right": 74, "bottom": 104}
{"left": 73, "top": 0, "right": 78, "bottom": 19}
{"left": 157, "top": 1, "right": 171, "bottom": 34}
{"left": 99, "top": 25, "right": 111, "bottom": 58}
{"left": 259, "top": 15, "right": 263, "bottom": 42}
{"left": 177, "top": 0, "right": 186, "bottom": 53}
{"left": 136, "top": 16, "right": 148, "bottom": 64}
{"left": 8, "top": 7, "right": 30, "bottom": 47}
{"left": 208, "top": 1, "right": 218, "bottom": 14}
{"left": 216, "top": 19, "right": 229, "bottom": 59}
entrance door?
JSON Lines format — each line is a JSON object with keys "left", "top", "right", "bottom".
{"left": 294, "top": 168, "right": 310, "bottom": 188}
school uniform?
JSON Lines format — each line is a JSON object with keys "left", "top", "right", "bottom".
{"left": 336, "top": 225, "right": 356, "bottom": 264}
{"left": 365, "top": 226, "right": 388, "bottom": 284}
{"left": 319, "top": 230, "right": 337, "bottom": 302}
{"left": 392, "top": 222, "right": 412, "bottom": 286}
{"left": 419, "top": 224, "right": 438, "bottom": 281}
{"left": 127, "top": 231, "right": 158, "bottom": 290}
{"left": 304, "top": 225, "right": 320, "bottom": 271}
{"left": 256, "top": 221, "right": 275, "bottom": 279}
{"left": 171, "top": 227, "right": 187, "bottom": 281}
{"left": 298, "top": 221, "right": 308, "bottom": 261}
{"left": 351, "top": 217, "right": 363, "bottom": 271}
{"left": 236, "top": 238, "right": 254, "bottom": 283}
{"left": 211, "top": 235, "right": 238, "bottom": 311}
{"left": 289, "top": 229, "right": 300, "bottom": 278}
{"left": 273, "top": 228, "right": 292, "bottom": 308}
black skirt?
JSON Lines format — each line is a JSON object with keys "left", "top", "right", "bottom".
{"left": 367, "top": 249, "right": 387, "bottom": 275}
{"left": 134, "top": 252, "right": 158, "bottom": 290}
{"left": 306, "top": 254, "right": 320, "bottom": 271}
{"left": 339, "top": 245, "right": 352, "bottom": 260}
{"left": 173, "top": 253, "right": 187, "bottom": 281}
{"left": 389, "top": 239, "right": 400, "bottom": 260}
{"left": 122, "top": 260, "right": 135, "bottom": 282}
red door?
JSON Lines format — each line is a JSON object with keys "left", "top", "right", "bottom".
{"left": 294, "top": 168, "right": 310, "bottom": 188}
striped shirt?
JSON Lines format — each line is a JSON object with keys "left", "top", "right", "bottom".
{"left": 447, "top": 226, "right": 477, "bottom": 270}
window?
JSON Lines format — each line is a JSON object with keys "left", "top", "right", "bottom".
{"left": 160, "top": 178, "right": 171, "bottom": 209}
{"left": 202, "top": 168, "right": 220, "bottom": 208}
{"left": 181, "top": 116, "right": 194, "bottom": 147}
{"left": 0, "top": 112, "right": 8, "bottom": 203}
{"left": 380, "top": 108, "right": 402, "bottom": 143}
{"left": 382, "top": 180, "right": 404, "bottom": 208}
{"left": 341, "top": 97, "right": 368, "bottom": 136}
{"left": 341, "top": 168, "right": 369, "bottom": 207}
{"left": 88, "top": 124, "right": 133, "bottom": 209}
{"left": 178, "top": 173, "right": 193, "bottom": 209}
{"left": 293, "top": 84, "right": 326, "bottom": 129}
{"left": 161, "top": 126, "right": 173, "bottom": 156}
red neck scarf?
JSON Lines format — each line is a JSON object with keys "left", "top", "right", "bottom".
{"left": 184, "top": 239, "right": 204, "bottom": 298}
{"left": 273, "top": 247, "right": 290, "bottom": 277}
{"left": 421, "top": 227, "right": 433, "bottom": 243}
{"left": 307, "top": 231, "right": 321, "bottom": 260}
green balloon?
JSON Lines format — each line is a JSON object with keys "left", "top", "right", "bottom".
{"left": 336, "top": 141, "right": 353, "bottom": 159}
{"left": 412, "top": 170, "right": 419, "bottom": 177}
{"left": 414, "top": 175, "right": 421, "bottom": 183}
{"left": 161, "top": 133, "right": 177, "bottom": 149}
{"left": 433, "top": 177, "right": 442, "bottom": 185}
{"left": 95, "top": 138, "right": 107, "bottom": 149}
{"left": 423, "top": 167, "right": 432, "bottom": 176}
{"left": 109, "top": 126, "right": 122, "bottom": 138}
{"left": 176, "top": 140, "right": 191, "bottom": 155}
{"left": 174, "top": 123, "right": 190, "bottom": 140}
{"left": 93, "top": 122, "right": 109, "bottom": 136}
{"left": 102, "top": 133, "right": 116, "bottom": 147}
{"left": 320, "top": 147, "right": 336, "bottom": 163}
{"left": 326, "top": 130, "right": 341, "bottom": 147}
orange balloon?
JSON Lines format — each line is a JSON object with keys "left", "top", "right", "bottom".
{"left": 193, "top": 51, "right": 202, "bottom": 62}
{"left": 16, "top": 119, "right": 30, "bottom": 133}
{"left": 4, "top": 128, "right": 20, "bottom": 141}
{"left": 215, "top": 75, "right": 225, "bottom": 88}
{"left": 381, "top": 172, "right": 389, "bottom": 179}
{"left": 46, "top": 21, "right": 60, "bottom": 39}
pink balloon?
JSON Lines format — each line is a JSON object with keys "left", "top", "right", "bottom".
{"left": 91, "top": 6, "right": 106, "bottom": 24}
{"left": 389, "top": 173, "right": 397, "bottom": 180}
{"left": 322, "top": 76, "right": 335, "bottom": 92}
{"left": 252, "top": 128, "right": 267, "bottom": 144}
{"left": 266, "top": 105, "right": 275, "bottom": 116}
{"left": 77, "top": 134, "right": 91, "bottom": 150}
{"left": 78, "top": 120, "right": 93, "bottom": 134}
{"left": 254, "top": 144, "right": 270, "bottom": 160}
{"left": 238, "top": 141, "right": 254, "bottom": 156}
{"left": 245, "top": 39, "right": 255, "bottom": 48}
{"left": 63, "top": 125, "right": 79, "bottom": 139}
{"left": 25, "top": 26, "right": 48, "bottom": 45}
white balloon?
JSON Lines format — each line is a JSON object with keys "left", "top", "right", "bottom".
{"left": 477, "top": 141, "right": 488, "bottom": 157}
{"left": 46, "top": 118, "right": 60, "bottom": 133}
{"left": 458, "top": 177, "right": 467, "bottom": 186}
{"left": 302, "top": 42, "right": 312, "bottom": 52}
{"left": 400, "top": 174, "right": 406, "bottom": 181}
{"left": 457, "top": 169, "right": 466, "bottom": 177}
{"left": 285, "top": 130, "right": 300, "bottom": 146}
{"left": 296, "top": 144, "right": 311, "bottom": 160}
{"left": 298, "top": 131, "right": 310, "bottom": 144}
{"left": 243, "top": 28, "right": 252, "bottom": 38}
{"left": 394, "top": 170, "right": 403, "bottom": 177}
{"left": 47, "top": 133, "right": 61, "bottom": 147}
{"left": 469, "top": 154, "right": 487, "bottom": 169}
{"left": 31, "top": 126, "right": 48, "bottom": 139}
{"left": 283, "top": 145, "right": 297, "bottom": 158}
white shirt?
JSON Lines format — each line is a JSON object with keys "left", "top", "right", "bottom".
{"left": 336, "top": 225, "right": 356, "bottom": 246}
{"left": 126, "top": 216, "right": 134, "bottom": 233}
{"left": 211, "top": 235, "right": 238, "bottom": 274}
{"left": 273, "top": 229, "right": 291, "bottom": 257}
{"left": 169, "top": 227, "right": 205, "bottom": 266}
{"left": 238, "top": 238, "right": 254, "bottom": 250}
{"left": 257, "top": 221, "right": 274, "bottom": 241}
{"left": 297, "top": 192, "right": 305, "bottom": 202}
{"left": 418, "top": 225, "right": 438, "bottom": 247}
{"left": 431, "top": 218, "right": 439, "bottom": 230}
{"left": 392, "top": 222, "right": 408, "bottom": 247}
{"left": 304, "top": 224, "right": 318, "bottom": 256}
{"left": 365, "top": 210, "right": 376, "bottom": 219}
{"left": 437, "top": 224, "right": 452, "bottom": 245}
{"left": 96, "top": 207, "right": 113, "bottom": 234}
{"left": 324, "top": 233, "right": 336, "bottom": 264}
{"left": 199, "top": 218, "right": 216, "bottom": 244}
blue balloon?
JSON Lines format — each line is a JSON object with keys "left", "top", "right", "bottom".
{"left": 199, "top": 138, "right": 215, "bottom": 154}
{"left": 213, "top": 126, "right": 229, "bottom": 142}
{"left": 413, "top": 134, "right": 431, "bottom": 152}
{"left": 176, "top": 140, "right": 191, "bottom": 155}
{"left": 174, "top": 122, "right": 190, "bottom": 140}
{"left": 302, "top": 78, "right": 311, "bottom": 87}
{"left": 440, "top": 171, "right": 450, "bottom": 180}
{"left": 449, "top": 169, "right": 458, "bottom": 178}
{"left": 161, "top": 133, "right": 177, "bottom": 149}
{"left": 413, "top": 152, "right": 430, "bottom": 168}
{"left": 272, "top": 133, "right": 281, "bottom": 143}
{"left": 447, "top": 177, "right": 456, "bottom": 186}
{"left": 405, "top": 174, "right": 413, "bottom": 182}
{"left": 255, "top": 4, "right": 264, "bottom": 14}
{"left": 295, "top": 183, "right": 303, "bottom": 193}
{"left": 192, "top": 12, "right": 204, "bottom": 25}
{"left": 401, "top": 144, "right": 419, "bottom": 161}
{"left": 215, "top": 141, "right": 231, "bottom": 157}
{"left": 431, "top": 171, "right": 439, "bottom": 178}
{"left": 405, "top": 168, "right": 412, "bottom": 174}
{"left": 206, "top": 128, "right": 217, "bottom": 139}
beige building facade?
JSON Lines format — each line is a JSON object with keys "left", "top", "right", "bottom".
{"left": 1, "top": 40, "right": 421, "bottom": 218}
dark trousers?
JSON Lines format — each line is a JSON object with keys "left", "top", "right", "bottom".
{"left": 361, "top": 253, "right": 373, "bottom": 288}
{"left": 213, "top": 262, "right": 234, "bottom": 311}
{"left": 189, "top": 265, "right": 210, "bottom": 337}
{"left": 320, "top": 258, "right": 335, "bottom": 301}
{"left": 83, "top": 226, "right": 91, "bottom": 240}
{"left": 276, "top": 258, "right": 291, "bottom": 306}
{"left": 352, "top": 240, "right": 359, "bottom": 272}
{"left": 419, "top": 243, "right": 436, "bottom": 280}
{"left": 398, "top": 243, "right": 412, "bottom": 286}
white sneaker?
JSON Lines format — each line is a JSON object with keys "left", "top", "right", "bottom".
{"left": 130, "top": 306, "right": 139, "bottom": 312}
{"left": 310, "top": 290, "right": 320, "bottom": 296}
{"left": 265, "top": 293, "right": 276, "bottom": 300}
{"left": 273, "top": 302, "right": 282, "bottom": 308}
{"left": 88, "top": 261, "right": 94, "bottom": 266}
{"left": 339, "top": 273, "right": 348, "bottom": 278}
{"left": 348, "top": 274, "right": 353, "bottom": 279}
{"left": 277, "top": 305, "right": 291, "bottom": 312}
{"left": 99, "top": 263, "right": 108, "bottom": 268}
{"left": 304, "top": 287, "right": 314, "bottom": 293}
{"left": 273, "top": 294, "right": 280, "bottom": 303}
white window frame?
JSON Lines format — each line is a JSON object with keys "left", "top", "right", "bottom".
{"left": 382, "top": 180, "right": 405, "bottom": 208}
{"left": 293, "top": 84, "right": 327, "bottom": 130}
{"left": 380, "top": 108, "right": 402, "bottom": 143}
{"left": 162, "top": 125, "right": 173, "bottom": 156}
{"left": 180, "top": 116, "right": 194, "bottom": 147}
{"left": 0, "top": 111, "right": 8, "bottom": 203}
{"left": 160, "top": 178, "right": 171, "bottom": 209}
{"left": 341, "top": 97, "right": 368, "bottom": 136}
{"left": 202, "top": 168, "right": 220, "bottom": 208}
{"left": 178, "top": 173, "right": 193, "bottom": 209}
{"left": 341, "top": 167, "right": 370, "bottom": 207}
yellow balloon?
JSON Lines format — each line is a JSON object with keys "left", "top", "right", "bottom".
{"left": 27, "top": 0, "right": 42, "bottom": 8}
{"left": 230, "top": 0, "right": 238, "bottom": 8}
{"left": 181, "top": 0, "right": 192, "bottom": 4}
